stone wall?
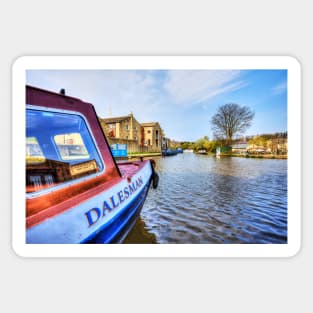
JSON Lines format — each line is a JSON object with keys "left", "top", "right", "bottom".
{"left": 100, "top": 114, "right": 163, "bottom": 153}
{"left": 106, "top": 137, "right": 160, "bottom": 154}
{"left": 118, "top": 115, "right": 143, "bottom": 143}
{"left": 142, "top": 122, "right": 163, "bottom": 151}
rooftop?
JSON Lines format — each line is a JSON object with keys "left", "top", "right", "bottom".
{"left": 141, "top": 122, "right": 160, "bottom": 127}
{"left": 232, "top": 143, "right": 248, "bottom": 149}
{"left": 101, "top": 115, "right": 130, "bottom": 123}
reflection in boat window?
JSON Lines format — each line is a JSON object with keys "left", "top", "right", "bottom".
{"left": 54, "top": 133, "right": 90, "bottom": 160}
{"left": 26, "top": 137, "right": 45, "bottom": 164}
{"left": 26, "top": 108, "right": 104, "bottom": 194}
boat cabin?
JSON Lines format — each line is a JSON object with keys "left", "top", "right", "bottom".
{"left": 26, "top": 86, "right": 158, "bottom": 244}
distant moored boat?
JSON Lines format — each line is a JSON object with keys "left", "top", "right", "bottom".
{"left": 162, "top": 148, "right": 178, "bottom": 156}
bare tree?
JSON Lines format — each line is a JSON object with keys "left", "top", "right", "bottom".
{"left": 211, "top": 103, "right": 254, "bottom": 145}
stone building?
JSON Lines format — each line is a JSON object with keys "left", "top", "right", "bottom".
{"left": 232, "top": 142, "right": 249, "bottom": 154}
{"left": 247, "top": 138, "right": 288, "bottom": 155}
{"left": 141, "top": 122, "right": 163, "bottom": 152}
{"left": 100, "top": 113, "right": 143, "bottom": 146}
{"left": 99, "top": 114, "right": 164, "bottom": 153}
{"left": 266, "top": 138, "right": 288, "bottom": 155}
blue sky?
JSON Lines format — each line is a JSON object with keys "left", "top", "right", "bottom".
{"left": 26, "top": 69, "right": 287, "bottom": 142}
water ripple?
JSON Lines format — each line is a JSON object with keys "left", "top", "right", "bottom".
{"left": 139, "top": 153, "right": 287, "bottom": 244}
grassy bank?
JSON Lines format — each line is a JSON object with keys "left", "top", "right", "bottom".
{"left": 128, "top": 152, "right": 161, "bottom": 156}
{"left": 225, "top": 153, "right": 287, "bottom": 159}
{"left": 194, "top": 151, "right": 287, "bottom": 159}
{"left": 127, "top": 152, "right": 162, "bottom": 158}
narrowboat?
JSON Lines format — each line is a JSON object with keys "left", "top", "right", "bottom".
{"left": 196, "top": 149, "right": 207, "bottom": 155}
{"left": 26, "top": 86, "right": 159, "bottom": 244}
{"left": 161, "top": 148, "right": 178, "bottom": 156}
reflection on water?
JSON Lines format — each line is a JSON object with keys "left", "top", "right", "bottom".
{"left": 124, "top": 153, "right": 287, "bottom": 244}
{"left": 123, "top": 217, "right": 157, "bottom": 244}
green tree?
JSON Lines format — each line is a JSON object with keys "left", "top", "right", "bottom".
{"left": 248, "top": 136, "right": 267, "bottom": 147}
{"left": 181, "top": 141, "right": 194, "bottom": 150}
{"left": 193, "top": 136, "right": 219, "bottom": 152}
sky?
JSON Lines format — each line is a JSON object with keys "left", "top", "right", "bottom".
{"left": 26, "top": 69, "right": 287, "bottom": 142}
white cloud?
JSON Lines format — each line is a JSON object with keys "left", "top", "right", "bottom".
{"left": 271, "top": 81, "right": 287, "bottom": 95}
{"left": 93, "top": 71, "right": 163, "bottom": 122}
{"left": 27, "top": 70, "right": 163, "bottom": 122}
{"left": 163, "top": 70, "right": 245, "bottom": 105}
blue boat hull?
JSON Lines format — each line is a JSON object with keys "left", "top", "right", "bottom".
{"left": 162, "top": 149, "right": 178, "bottom": 156}
{"left": 26, "top": 161, "right": 156, "bottom": 244}
{"left": 83, "top": 179, "right": 152, "bottom": 243}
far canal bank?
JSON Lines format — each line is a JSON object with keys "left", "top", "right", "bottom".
{"left": 195, "top": 151, "right": 287, "bottom": 159}
{"left": 124, "top": 152, "right": 287, "bottom": 244}
{"left": 217, "top": 153, "right": 287, "bottom": 159}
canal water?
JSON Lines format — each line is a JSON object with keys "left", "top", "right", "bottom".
{"left": 124, "top": 152, "right": 287, "bottom": 244}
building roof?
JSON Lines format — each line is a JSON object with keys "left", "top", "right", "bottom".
{"left": 141, "top": 122, "right": 160, "bottom": 127}
{"left": 101, "top": 116, "right": 130, "bottom": 124}
{"left": 232, "top": 143, "right": 248, "bottom": 149}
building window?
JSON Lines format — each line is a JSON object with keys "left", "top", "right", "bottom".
{"left": 54, "top": 133, "right": 90, "bottom": 160}
{"left": 147, "top": 130, "right": 151, "bottom": 134}
{"left": 125, "top": 125, "right": 129, "bottom": 130}
{"left": 26, "top": 108, "right": 104, "bottom": 195}
{"left": 108, "top": 124, "right": 115, "bottom": 135}
{"left": 26, "top": 137, "right": 45, "bottom": 164}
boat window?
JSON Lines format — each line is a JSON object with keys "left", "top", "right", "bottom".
{"left": 54, "top": 133, "right": 90, "bottom": 160}
{"left": 26, "top": 137, "right": 45, "bottom": 164}
{"left": 26, "top": 108, "right": 104, "bottom": 195}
